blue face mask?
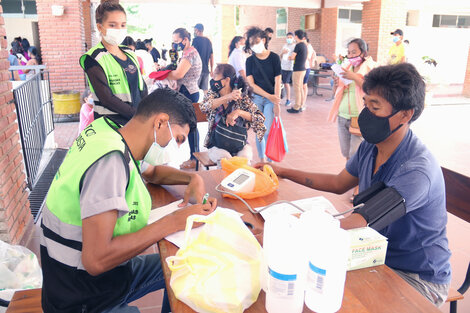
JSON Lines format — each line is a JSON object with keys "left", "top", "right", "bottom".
{"left": 286, "top": 38, "right": 294, "bottom": 44}
{"left": 392, "top": 36, "right": 400, "bottom": 43}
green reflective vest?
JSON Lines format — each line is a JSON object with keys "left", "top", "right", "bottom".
{"left": 80, "top": 42, "right": 144, "bottom": 116}
{"left": 46, "top": 117, "right": 151, "bottom": 237}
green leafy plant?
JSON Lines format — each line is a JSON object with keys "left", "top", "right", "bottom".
{"left": 422, "top": 56, "right": 437, "bottom": 67}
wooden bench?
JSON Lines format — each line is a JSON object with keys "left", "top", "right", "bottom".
{"left": 442, "top": 167, "right": 470, "bottom": 313}
{"left": 193, "top": 151, "right": 216, "bottom": 171}
{"left": 6, "top": 288, "right": 42, "bottom": 313}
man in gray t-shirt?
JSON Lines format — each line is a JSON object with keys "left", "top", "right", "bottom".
{"left": 280, "top": 32, "right": 296, "bottom": 106}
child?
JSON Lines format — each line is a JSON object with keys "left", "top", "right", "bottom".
{"left": 78, "top": 88, "right": 94, "bottom": 134}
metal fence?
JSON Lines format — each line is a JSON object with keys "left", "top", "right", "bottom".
{"left": 12, "top": 71, "right": 54, "bottom": 189}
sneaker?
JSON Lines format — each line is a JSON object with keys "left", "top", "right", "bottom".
{"left": 300, "top": 106, "right": 307, "bottom": 112}
{"left": 287, "top": 108, "right": 301, "bottom": 114}
{"left": 285, "top": 99, "right": 291, "bottom": 106}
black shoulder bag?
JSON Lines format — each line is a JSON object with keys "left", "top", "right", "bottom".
{"left": 211, "top": 102, "right": 248, "bottom": 155}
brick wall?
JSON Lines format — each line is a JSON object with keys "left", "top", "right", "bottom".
{"left": 0, "top": 5, "right": 32, "bottom": 243}
{"left": 362, "top": 0, "right": 407, "bottom": 64}
{"left": 288, "top": 8, "right": 321, "bottom": 54}
{"left": 464, "top": 46, "right": 470, "bottom": 97}
{"left": 319, "top": 8, "right": 338, "bottom": 62}
{"left": 36, "top": 0, "right": 86, "bottom": 93}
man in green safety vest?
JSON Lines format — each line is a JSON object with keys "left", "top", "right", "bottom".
{"left": 40, "top": 87, "right": 216, "bottom": 313}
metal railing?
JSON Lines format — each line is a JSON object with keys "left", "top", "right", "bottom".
{"left": 11, "top": 69, "right": 54, "bottom": 189}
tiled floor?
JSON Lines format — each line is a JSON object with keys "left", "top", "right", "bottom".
{"left": 24, "top": 89, "right": 470, "bottom": 312}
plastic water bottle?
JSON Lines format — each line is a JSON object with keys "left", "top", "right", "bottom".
{"left": 264, "top": 212, "right": 305, "bottom": 313}
{"left": 301, "top": 209, "right": 351, "bottom": 313}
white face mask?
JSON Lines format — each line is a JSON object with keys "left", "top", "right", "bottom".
{"left": 143, "top": 122, "right": 179, "bottom": 166}
{"left": 238, "top": 45, "right": 245, "bottom": 50}
{"left": 102, "top": 28, "right": 127, "bottom": 46}
{"left": 251, "top": 42, "right": 265, "bottom": 54}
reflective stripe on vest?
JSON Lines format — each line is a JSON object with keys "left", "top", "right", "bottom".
{"left": 45, "top": 117, "right": 151, "bottom": 238}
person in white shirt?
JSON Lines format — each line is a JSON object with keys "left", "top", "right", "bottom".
{"left": 302, "top": 38, "right": 316, "bottom": 110}
{"left": 280, "top": 32, "right": 296, "bottom": 106}
{"left": 228, "top": 36, "right": 246, "bottom": 79}
{"left": 135, "top": 41, "right": 156, "bottom": 78}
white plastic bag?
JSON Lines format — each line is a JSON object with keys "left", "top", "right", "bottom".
{"left": 0, "top": 240, "right": 42, "bottom": 301}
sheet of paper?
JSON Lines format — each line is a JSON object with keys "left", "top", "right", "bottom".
{"left": 254, "top": 196, "right": 341, "bottom": 221}
{"left": 331, "top": 63, "right": 353, "bottom": 85}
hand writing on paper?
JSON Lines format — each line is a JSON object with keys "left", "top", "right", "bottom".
{"left": 180, "top": 174, "right": 205, "bottom": 207}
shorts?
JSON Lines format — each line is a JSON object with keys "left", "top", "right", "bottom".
{"left": 303, "top": 68, "right": 311, "bottom": 84}
{"left": 198, "top": 72, "right": 210, "bottom": 91}
{"left": 281, "top": 70, "right": 293, "bottom": 84}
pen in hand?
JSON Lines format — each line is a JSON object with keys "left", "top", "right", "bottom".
{"left": 202, "top": 193, "right": 209, "bottom": 205}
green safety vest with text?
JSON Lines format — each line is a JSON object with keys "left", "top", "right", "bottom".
{"left": 79, "top": 42, "right": 144, "bottom": 116}
{"left": 45, "top": 117, "right": 151, "bottom": 237}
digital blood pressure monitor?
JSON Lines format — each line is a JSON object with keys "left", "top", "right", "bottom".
{"left": 220, "top": 168, "right": 256, "bottom": 193}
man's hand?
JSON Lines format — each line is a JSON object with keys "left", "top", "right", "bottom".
{"left": 254, "top": 162, "right": 284, "bottom": 177}
{"left": 171, "top": 199, "right": 217, "bottom": 230}
{"left": 179, "top": 173, "right": 205, "bottom": 207}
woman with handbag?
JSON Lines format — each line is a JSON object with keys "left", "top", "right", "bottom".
{"left": 245, "top": 26, "right": 282, "bottom": 162}
{"left": 200, "top": 64, "right": 266, "bottom": 165}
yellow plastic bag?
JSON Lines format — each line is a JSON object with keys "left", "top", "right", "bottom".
{"left": 166, "top": 208, "right": 263, "bottom": 313}
{"left": 220, "top": 157, "right": 279, "bottom": 199}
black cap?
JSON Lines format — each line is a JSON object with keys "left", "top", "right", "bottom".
{"left": 194, "top": 23, "right": 204, "bottom": 31}
{"left": 390, "top": 29, "right": 403, "bottom": 36}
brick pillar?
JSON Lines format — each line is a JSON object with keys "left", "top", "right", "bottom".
{"left": 361, "top": 0, "right": 407, "bottom": 64}
{"left": 83, "top": 0, "right": 92, "bottom": 51}
{"left": 0, "top": 5, "right": 32, "bottom": 243}
{"left": 463, "top": 46, "right": 470, "bottom": 98}
{"left": 36, "top": 0, "right": 86, "bottom": 93}
{"left": 221, "top": 5, "right": 236, "bottom": 63}
{"left": 319, "top": 8, "right": 338, "bottom": 61}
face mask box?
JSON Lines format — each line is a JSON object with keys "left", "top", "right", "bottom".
{"left": 346, "top": 227, "right": 388, "bottom": 271}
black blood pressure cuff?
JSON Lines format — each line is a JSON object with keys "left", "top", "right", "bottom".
{"left": 352, "top": 182, "right": 406, "bottom": 231}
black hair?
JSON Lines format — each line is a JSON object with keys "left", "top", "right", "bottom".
{"left": 228, "top": 36, "right": 243, "bottom": 57}
{"left": 135, "top": 87, "right": 197, "bottom": 130}
{"left": 294, "top": 29, "right": 306, "bottom": 40}
{"left": 95, "top": 2, "right": 126, "bottom": 24}
{"left": 29, "top": 47, "right": 42, "bottom": 64}
{"left": 245, "top": 26, "right": 269, "bottom": 52}
{"left": 135, "top": 41, "right": 147, "bottom": 51}
{"left": 286, "top": 32, "right": 294, "bottom": 36}
{"left": 144, "top": 38, "right": 153, "bottom": 45}
{"left": 264, "top": 27, "right": 274, "bottom": 34}
{"left": 21, "top": 38, "right": 30, "bottom": 51}
{"left": 348, "top": 38, "right": 368, "bottom": 57}
{"left": 215, "top": 64, "right": 252, "bottom": 97}
{"left": 121, "top": 36, "right": 136, "bottom": 48}
{"left": 404, "top": 39, "right": 410, "bottom": 44}
{"left": 173, "top": 28, "right": 191, "bottom": 43}
{"left": 362, "top": 63, "right": 425, "bottom": 123}
{"left": 11, "top": 41, "right": 23, "bottom": 55}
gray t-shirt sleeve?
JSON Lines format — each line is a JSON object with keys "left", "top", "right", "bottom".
{"left": 80, "top": 151, "right": 129, "bottom": 220}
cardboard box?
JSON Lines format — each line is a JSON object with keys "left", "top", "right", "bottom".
{"left": 347, "top": 227, "right": 388, "bottom": 271}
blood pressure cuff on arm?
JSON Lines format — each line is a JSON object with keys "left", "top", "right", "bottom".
{"left": 352, "top": 182, "right": 406, "bottom": 231}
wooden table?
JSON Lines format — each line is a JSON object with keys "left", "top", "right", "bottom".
{"left": 150, "top": 170, "right": 440, "bottom": 313}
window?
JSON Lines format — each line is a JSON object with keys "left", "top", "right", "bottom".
{"left": 276, "top": 8, "right": 288, "bottom": 38}
{"left": 433, "top": 14, "right": 470, "bottom": 28}
{"left": 2, "top": 0, "right": 37, "bottom": 15}
{"left": 338, "top": 9, "right": 362, "bottom": 23}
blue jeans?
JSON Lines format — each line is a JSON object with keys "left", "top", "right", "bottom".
{"left": 180, "top": 85, "right": 200, "bottom": 160}
{"left": 102, "top": 254, "right": 170, "bottom": 313}
{"left": 252, "top": 94, "right": 274, "bottom": 160}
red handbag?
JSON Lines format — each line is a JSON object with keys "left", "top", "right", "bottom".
{"left": 266, "top": 117, "right": 287, "bottom": 162}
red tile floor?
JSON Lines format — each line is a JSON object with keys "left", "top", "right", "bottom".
{"left": 23, "top": 90, "right": 470, "bottom": 312}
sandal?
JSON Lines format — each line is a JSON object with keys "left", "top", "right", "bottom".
{"left": 180, "top": 159, "right": 197, "bottom": 170}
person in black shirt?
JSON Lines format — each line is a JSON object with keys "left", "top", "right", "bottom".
{"left": 192, "top": 23, "right": 214, "bottom": 92}
{"left": 287, "top": 30, "right": 308, "bottom": 113}
{"left": 144, "top": 38, "right": 161, "bottom": 63}
{"left": 245, "top": 26, "right": 282, "bottom": 162}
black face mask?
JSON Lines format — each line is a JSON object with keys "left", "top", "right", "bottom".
{"left": 358, "top": 107, "right": 403, "bottom": 144}
{"left": 172, "top": 41, "right": 185, "bottom": 51}
{"left": 210, "top": 79, "right": 224, "bottom": 93}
